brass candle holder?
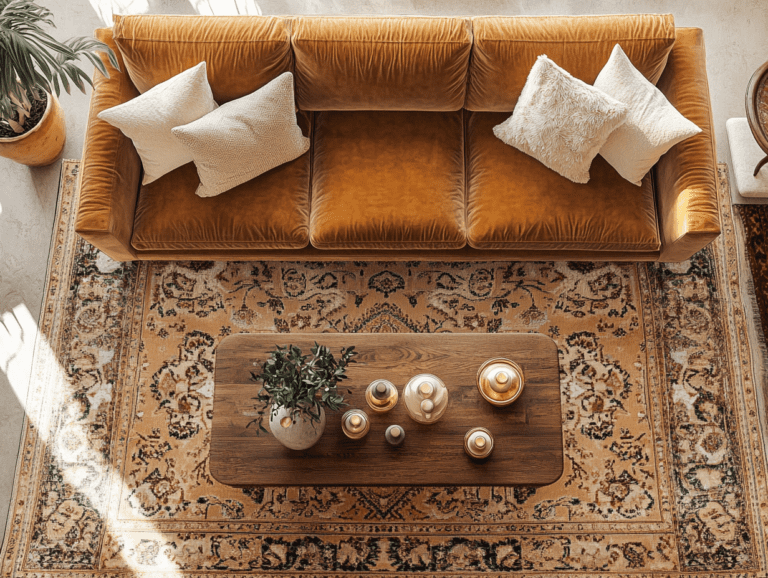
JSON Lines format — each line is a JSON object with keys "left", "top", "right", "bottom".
{"left": 341, "top": 409, "right": 370, "bottom": 439}
{"left": 403, "top": 373, "right": 449, "bottom": 424}
{"left": 385, "top": 424, "right": 405, "bottom": 446}
{"left": 476, "top": 357, "right": 525, "bottom": 407}
{"left": 464, "top": 427, "right": 494, "bottom": 459}
{"left": 365, "top": 379, "right": 398, "bottom": 413}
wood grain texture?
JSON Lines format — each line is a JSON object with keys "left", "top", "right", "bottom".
{"left": 211, "top": 332, "right": 564, "bottom": 486}
{"left": 746, "top": 60, "right": 768, "bottom": 153}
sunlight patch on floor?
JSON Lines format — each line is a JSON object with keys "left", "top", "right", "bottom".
{"left": 0, "top": 303, "right": 182, "bottom": 575}
{"left": 189, "top": 0, "right": 262, "bottom": 15}
{"left": 86, "top": 0, "right": 262, "bottom": 24}
{"left": 0, "top": 305, "right": 35, "bottom": 409}
{"left": 87, "top": 0, "right": 149, "bottom": 25}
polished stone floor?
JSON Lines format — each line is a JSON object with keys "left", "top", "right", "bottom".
{"left": 1, "top": 0, "right": 767, "bottom": 545}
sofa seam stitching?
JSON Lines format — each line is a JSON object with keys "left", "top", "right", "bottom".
{"left": 462, "top": 107, "right": 469, "bottom": 240}
{"left": 475, "top": 37, "right": 674, "bottom": 43}
{"left": 468, "top": 242, "right": 662, "bottom": 250}
{"left": 134, "top": 241, "right": 309, "bottom": 249}
{"left": 310, "top": 240, "right": 467, "bottom": 248}
{"left": 307, "top": 109, "right": 315, "bottom": 232}
{"left": 292, "top": 39, "right": 471, "bottom": 45}
{"left": 114, "top": 37, "right": 287, "bottom": 44}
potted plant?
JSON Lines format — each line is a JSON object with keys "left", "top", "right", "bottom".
{"left": 249, "top": 343, "right": 357, "bottom": 450}
{"left": 0, "top": 0, "right": 119, "bottom": 166}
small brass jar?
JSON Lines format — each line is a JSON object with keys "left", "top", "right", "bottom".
{"left": 341, "top": 409, "right": 370, "bottom": 439}
{"left": 464, "top": 427, "right": 494, "bottom": 459}
{"left": 365, "top": 379, "right": 398, "bottom": 413}
{"left": 476, "top": 358, "right": 525, "bottom": 407}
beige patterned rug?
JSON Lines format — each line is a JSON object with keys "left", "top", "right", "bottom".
{"left": 1, "top": 160, "right": 767, "bottom": 577}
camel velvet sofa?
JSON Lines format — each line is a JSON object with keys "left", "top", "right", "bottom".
{"left": 75, "top": 13, "right": 721, "bottom": 263}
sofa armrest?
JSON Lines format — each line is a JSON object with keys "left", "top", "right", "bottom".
{"left": 653, "top": 28, "right": 721, "bottom": 263}
{"left": 75, "top": 28, "right": 142, "bottom": 262}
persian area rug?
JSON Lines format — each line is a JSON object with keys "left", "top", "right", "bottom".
{"left": 733, "top": 203, "right": 768, "bottom": 345}
{"left": 2, "top": 161, "right": 767, "bottom": 577}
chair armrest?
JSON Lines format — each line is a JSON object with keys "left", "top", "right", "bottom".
{"left": 653, "top": 28, "right": 721, "bottom": 262}
{"left": 75, "top": 28, "right": 142, "bottom": 262}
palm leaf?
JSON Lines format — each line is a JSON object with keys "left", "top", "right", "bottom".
{"left": 7, "top": 117, "right": 23, "bottom": 132}
{"left": 0, "top": 0, "right": 120, "bottom": 126}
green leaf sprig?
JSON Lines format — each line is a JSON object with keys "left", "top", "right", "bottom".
{"left": 248, "top": 343, "right": 357, "bottom": 435}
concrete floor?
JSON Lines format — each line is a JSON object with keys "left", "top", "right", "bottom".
{"left": 1, "top": 0, "right": 767, "bottom": 546}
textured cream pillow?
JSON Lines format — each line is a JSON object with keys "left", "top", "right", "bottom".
{"left": 493, "top": 55, "right": 629, "bottom": 184}
{"left": 595, "top": 44, "right": 702, "bottom": 186}
{"left": 98, "top": 62, "right": 217, "bottom": 185}
{"left": 171, "top": 72, "right": 310, "bottom": 198}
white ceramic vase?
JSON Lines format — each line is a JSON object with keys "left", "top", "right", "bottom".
{"left": 269, "top": 404, "right": 326, "bottom": 450}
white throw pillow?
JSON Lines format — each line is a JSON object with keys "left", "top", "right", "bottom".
{"left": 171, "top": 72, "right": 310, "bottom": 198}
{"left": 595, "top": 44, "right": 702, "bottom": 186}
{"left": 98, "top": 62, "right": 217, "bottom": 185}
{"left": 493, "top": 55, "right": 629, "bottom": 184}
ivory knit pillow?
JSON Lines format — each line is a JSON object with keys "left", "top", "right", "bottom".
{"left": 595, "top": 44, "right": 702, "bottom": 186}
{"left": 98, "top": 62, "right": 217, "bottom": 185}
{"left": 171, "top": 72, "right": 310, "bottom": 198}
{"left": 493, "top": 55, "right": 629, "bottom": 184}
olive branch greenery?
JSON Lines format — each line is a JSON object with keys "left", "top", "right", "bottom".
{"left": 0, "top": 0, "right": 119, "bottom": 133}
{"left": 248, "top": 343, "right": 358, "bottom": 435}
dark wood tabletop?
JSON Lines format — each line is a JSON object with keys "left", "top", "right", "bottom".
{"left": 211, "top": 332, "right": 564, "bottom": 487}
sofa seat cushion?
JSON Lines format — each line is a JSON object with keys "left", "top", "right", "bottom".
{"left": 131, "top": 115, "right": 311, "bottom": 251}
{"left": 466, "top": 112, "right": 660, "bottom": 252}
{"left": 310, "top": 110, "right": 466, "bottom": 250}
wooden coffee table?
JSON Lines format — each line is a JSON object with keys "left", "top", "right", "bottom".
{"left": 211, "top": 332, "right": 563, "bottom": 486}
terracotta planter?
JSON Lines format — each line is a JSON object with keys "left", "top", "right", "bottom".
{"left": 0, "top": 92, "right": 66, "bottom": 166}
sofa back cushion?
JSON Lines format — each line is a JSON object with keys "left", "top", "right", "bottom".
{"left": 291, "top": 16, "right": 472, "bottom": 111}
{"left": 466, "top": 14, "right": 676, "bottom": 112}
{"left": 111, "top": 15, "right": 292, "bottom": 103}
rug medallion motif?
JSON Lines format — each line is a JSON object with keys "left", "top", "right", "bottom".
{"left": 1, "top": 162, "right": 766, "bottom": 577}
